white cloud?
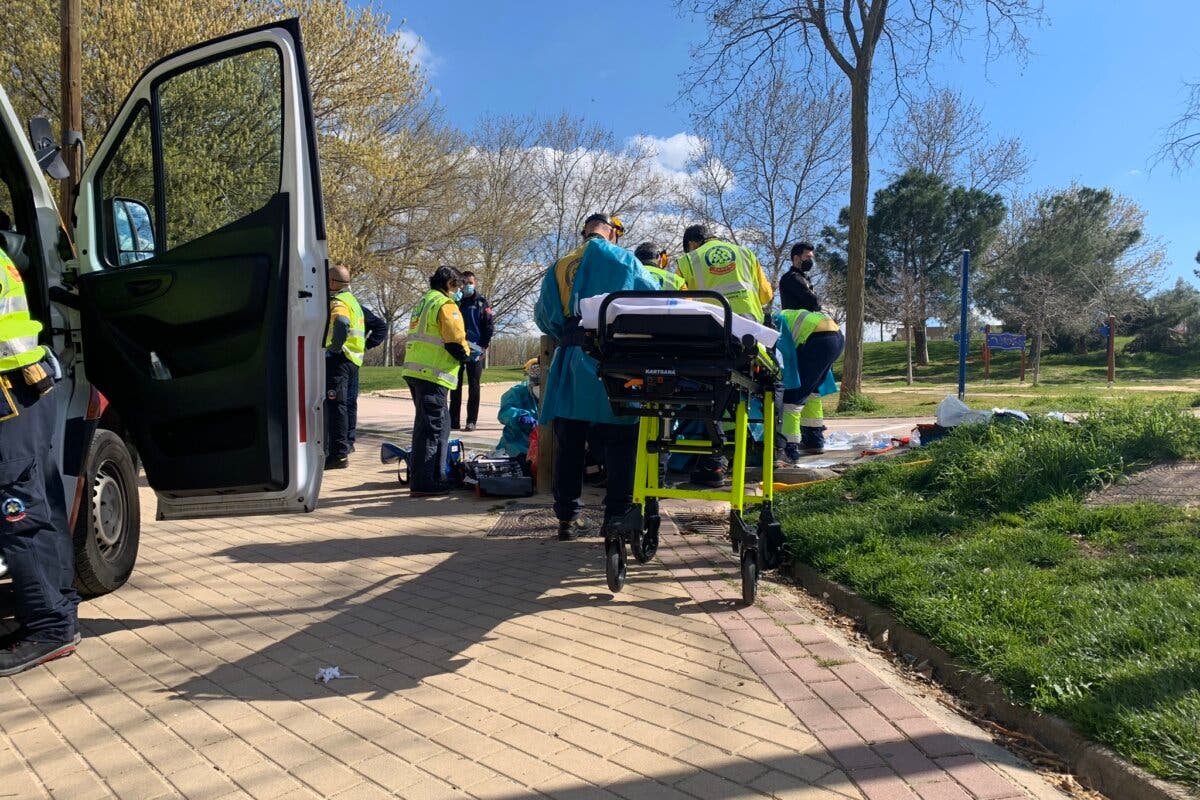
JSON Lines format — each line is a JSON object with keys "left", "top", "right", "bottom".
{"left": 1127, "top": 169, "right": 1142, "bottom": 177}
{"left": 629, "top": 132, "right": 703, "bottom": 173}
{"left": 396, "top": 28, "right": 435, "bottom": 71}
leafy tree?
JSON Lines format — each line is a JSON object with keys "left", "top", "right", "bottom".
{"left": 680, "top": 0, "right": 1044, "bottom": 410}
{"left": 821, "top": 171, "right": 1004, "bottom": 379}
{"left": 1125, "top": 279, "right": 1200, "bottom": 354}
{"left": 979, "top": 186, "right": 1163, "bottom": 384}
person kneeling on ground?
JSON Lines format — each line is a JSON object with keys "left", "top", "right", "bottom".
{"left": 497, "top": 358, "right": 541, "bottom": 473}
{"left": 400, "top": 267, "right": 472, "bottom": 496}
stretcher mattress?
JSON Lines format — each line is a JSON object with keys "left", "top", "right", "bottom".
{"left": 579, "top": 295, "right": 781, "bottom": 349}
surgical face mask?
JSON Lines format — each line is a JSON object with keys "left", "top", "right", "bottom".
{"left": 800, "top": 258, "right": 814, "bottom": 273}
{"left": 452, "top": 289, "right": 463, "bottom": 302}
{"left": 529, "top": 382, "right": 540, "bottom": 400}
{"left": 463, "top": 284, "right": 476, "bottom": 296}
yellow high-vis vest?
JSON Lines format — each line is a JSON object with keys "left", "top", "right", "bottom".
{"left": 325, "top": 290, "right": 366, "bottom": 367}
{"left": 0, "top": 250, "right": 44, "bottom": 373}
{"left": 400, "top": 290, "right": 461, "bottom": 390}
{"left": 677, "top": 240, "right": 765, "bottom": 322}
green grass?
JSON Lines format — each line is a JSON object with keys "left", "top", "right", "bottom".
{"left": 358, "top": 365, "right": 525, "bottom": 393}
{"left": 775, "top": 401, "right": 1200, "bottom": 789}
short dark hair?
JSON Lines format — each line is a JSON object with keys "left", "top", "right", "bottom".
{"left": 429, "top": 265, "right": 462, "bottom": 292}
{"left": 790, "top": 241, "right": 815, "bottom": 259}
{"left": 460, "top": 270, "right": 476, "bottom": 280}
{"left": 633, "top": 242, "right": 660, "bottom": 265}
{"left": 682, "top": 224, "right": 712, "bottom": 246}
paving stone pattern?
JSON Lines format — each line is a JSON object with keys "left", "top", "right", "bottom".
{"left": 0, "top": 445, "right": 1052, "bottom": 799}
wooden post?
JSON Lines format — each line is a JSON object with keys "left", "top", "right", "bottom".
{"left": 982, "top": 325, "right": 991, "bottom": 380}
{"left": 59, "top": 0, "right": 82, "bottom": 223}
{"left": 1019, "top": 347, "right": 1026, "bottom": 384}
{"left": 1106, "top": 314, "right": 1116, "bottom": 387}
{"left": 535, "top": 335, "right": 556, "bottom": 494}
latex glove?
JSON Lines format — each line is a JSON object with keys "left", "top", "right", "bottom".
{"left": 469, "top": 343, "right": 484, "bottom": 362}
{"left": 518, "top": 414, "right": 537, "bottom": 427}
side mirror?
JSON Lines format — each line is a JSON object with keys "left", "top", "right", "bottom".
{"left": 108, "top": 197, "right": 156, "bottom": 266}
{"left": 27, "top": 117, "right": 70, "bottom": 181}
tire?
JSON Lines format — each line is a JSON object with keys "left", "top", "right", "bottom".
{"left": 73, "top": 429, "right": 141, "bottom": 598}
{"left": 605, "top": 539, "right": 626, "bottom": 593}
{"left": 632, "top": 515, "right": 659, "bottom": 564}
{"left": 741, "top": 551, "right": 758, "bottom": 606}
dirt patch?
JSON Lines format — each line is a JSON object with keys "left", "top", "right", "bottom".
{"left": 1087, "top": 460, "right": 1200, "bottom": 508}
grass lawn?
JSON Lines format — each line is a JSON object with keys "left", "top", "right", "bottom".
{"left": 823, "top": 338, "right": 1200, "bottom": 418}
{"left": 774, "top": 401, "right": 1200, "bottom": 789}
{"left": 358, "top": 365, "right": 525, "bottom": 393}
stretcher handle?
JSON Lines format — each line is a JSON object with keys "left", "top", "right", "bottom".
{"left": 595, "top": 290, "right": 735, "bottom": 354}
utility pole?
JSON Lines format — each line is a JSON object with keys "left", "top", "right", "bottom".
{"left": 59, "top": 0, "right": 82, "bottom": 225}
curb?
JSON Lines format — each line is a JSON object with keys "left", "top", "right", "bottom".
{"left": 789, "top": 563, "right": 1192, "bottom": 800}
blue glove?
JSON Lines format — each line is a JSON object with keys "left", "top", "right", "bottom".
{"left": 518, "top": 414, "right": 537, "bottom": 427}
{"left": 469, "top": 343, "right": 484, "bottom": 362}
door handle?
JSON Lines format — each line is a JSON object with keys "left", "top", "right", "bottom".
{"left": 126, "top": 278, "right": 164, "bottom": 297}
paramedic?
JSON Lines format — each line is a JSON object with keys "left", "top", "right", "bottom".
{"left": 535, "top": 214, "right": 657, "bottom": 540}
{"left": 676, "top": 225, "right": 773, "bottom": 323}
{"left": 775, "top": 309, "right": 844, "bottom": 457}
{"left": 324, "top": 264, "right": 365, "bottom": 469}
{"left": 0, "top": 246, "right": 79, "bottom": 676}
{"left": 634, "top": 241, "right": 686, "bottom": 290}
{"left": 497, "top": 358, "right": 540, "bottom": 468}
{"left": 400, "top": 267, "right": 471, "bottom": 496}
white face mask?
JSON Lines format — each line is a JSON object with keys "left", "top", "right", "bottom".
{"left": 529, "top": 382, "right": 540, "bottom": 400}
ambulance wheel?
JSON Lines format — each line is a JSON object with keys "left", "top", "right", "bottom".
{"left": 632, "top": 515, "right": 659, "bottom": 564}
{"left": 605, "top": 540, "right": 626, "bottom": 592}
{"left": 741, "top": 551, "right": 758, "bottom": 606}
{"left": 73, "top": 429, "right": 141, "bottom": 598}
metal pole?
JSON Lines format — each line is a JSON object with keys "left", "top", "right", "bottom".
{"left": 1106, "top": 314, "right": 1116, "bottom": 387}
{"left": 59, "top": 0, "right": 82, "bottom": 224}
{"left": 957, "top": 250, "right": 970, "bottom": 401}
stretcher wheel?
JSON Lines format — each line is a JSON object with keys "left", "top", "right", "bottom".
{"left": 741, "top": 550, "right": 758, "bottom": 606}
{"left": 605, "top": 539, "right": 626, "bottom": 592}
{"left": 397, "top": 458, "right": 409, "bottom": 486}
{"left": 633, "top": 503, "right": 662, "bottom": 566}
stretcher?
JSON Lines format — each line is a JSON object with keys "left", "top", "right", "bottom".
{"left": 585, "top": 291, "right": 786, "bottom": 604}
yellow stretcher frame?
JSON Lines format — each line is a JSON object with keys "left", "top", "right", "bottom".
{"left": 632, "top": 392, "right": 775, "bottom": 510}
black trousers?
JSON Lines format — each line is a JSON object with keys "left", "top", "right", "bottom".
{"left": 348, "top": 366, "right": 360, "bottom": 445}
{"left": 552, "top": 418, "right": 637, "bottom": 522}
{"left": 325, "top": 354, "right": 357, "bottom": 460}
{"left": 406, "top": 377, "right": 451, "bottom": 491}
{"left": 0, "top": 380, "right": 78, "bottom": 642}
{"left": 450, "top": 358, "right": 484, "bottom": 427}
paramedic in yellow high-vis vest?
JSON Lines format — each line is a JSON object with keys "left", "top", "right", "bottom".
{"left": 676, "top": 224, "right": 773, "bottom": 323}
{"left": 324, "top": 264, "right": 366, "bottom": 470}
{"left": 400, "top": 267, "right": 471, "bottom": 496}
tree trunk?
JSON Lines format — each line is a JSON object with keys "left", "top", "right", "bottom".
{"left": 1031, "top": 327, "right": 1043, "bottom": 386}
{"left": 905, "top": 316, "right": 914, "bottom": 386}
{"left": 916, "top": 290, "right": 930, "bottom": 365}
{"left": 837, "top": 75, "right": 871, "bottom": 410}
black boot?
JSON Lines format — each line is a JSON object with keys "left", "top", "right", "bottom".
{"left": 558, "top": 518, "right": 586, "bottom": 540}
{"left": 800, "top": 425, "right": 826, "bottom": 455}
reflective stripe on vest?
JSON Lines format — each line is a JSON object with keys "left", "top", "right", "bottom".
{"left": 0, "top": 251, "right": 43, "bottom": 373}
{"left": 325, "top": 290, "right": 366, "bottom": 366}
{"left": 400, "top": 290, "right": 461, "bottom": 390}
{"left": 645, "top": 264, "right": 685, "bottom": 291}
{"left": 779, "top": 309, "right": 837, "bottom": 347}
{"left": 678, "top": 241, "right": 763, "bottom": 322}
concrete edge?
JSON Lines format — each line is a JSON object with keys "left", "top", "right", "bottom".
{"left": 789, "top": 563, "right": 1193, "bottom": 800}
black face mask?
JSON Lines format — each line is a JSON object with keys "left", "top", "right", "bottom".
{"left": 800, "top": 259, "right": 814, "bottom": 272}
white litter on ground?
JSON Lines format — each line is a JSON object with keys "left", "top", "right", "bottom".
{"left": 314, "top": 666, "right": 358, "bottom": 683}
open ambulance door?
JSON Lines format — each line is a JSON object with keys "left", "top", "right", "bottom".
{"left": 73, "top": 19, "right": 327, "bottom": 519}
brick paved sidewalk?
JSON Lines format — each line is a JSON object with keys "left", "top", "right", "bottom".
{"left": 0, "top": 449, "right": 1066, "bottom": 799}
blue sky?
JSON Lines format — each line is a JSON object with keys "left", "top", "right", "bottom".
{"left": 387, "top": 0, "right": 1198, "bottom": 288}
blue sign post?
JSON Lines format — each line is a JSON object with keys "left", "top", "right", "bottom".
{"left": 957, "top": 250, "right": 970, "bottom": 400}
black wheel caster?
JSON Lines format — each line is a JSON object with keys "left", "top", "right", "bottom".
{"left": 606, "top": 539, "right": 626, "bottom": 592}
{"left": 632, "top": 515, "right": 659, "bottom": 564}
{"left": 741, "top": 550, "right": 758, "bottom": 606}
